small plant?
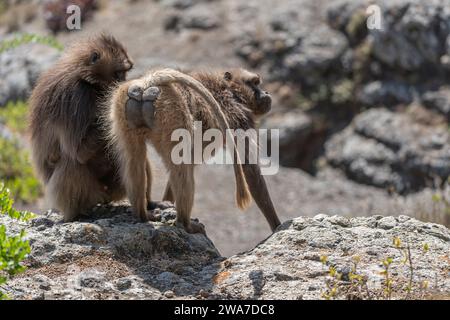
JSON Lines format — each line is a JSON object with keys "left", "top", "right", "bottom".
{"left": 0, "top": 183, "right": 34, "bottom": 299}
{"left": 331, "top": 79, "right": 355, "bottom": 105}
{"left": 431, "top": 181, "right": 450, "bottom": 227}
{"left": 0, "top": 136, "right": 42, "bottom": 203}
{"left": 0, "top": 32, "right": 63, "bottom": 54}
{"left": 321, "top": 255, "right": 372, "bottom": 300}
{"left": 320, "top": 236, "right": 436, "bottom": 300}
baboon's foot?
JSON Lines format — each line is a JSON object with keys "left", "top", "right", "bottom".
{"left": 125, "top": 84, "right": 160, "bottom": 129}
{"left": 174, "top": 218, "right": 206, "bottom": 235}
{"left": 144, "top": 211, "right": 159, "bottom": 222}
{"left": 147, "top": 200, "right": 173, "bottom": 211}
{"left": 187, "top": 221, "right": 206, "bottom": 235}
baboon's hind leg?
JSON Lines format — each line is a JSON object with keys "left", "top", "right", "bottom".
{"left": 125, "top": 86, "right": 166, "bottom": 220}
{"left": 170, "top": 164, "right": 205, "bottom": 234}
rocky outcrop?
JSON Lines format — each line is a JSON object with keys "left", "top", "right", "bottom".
{"left": 325, "top": 108, "right": 450, "bottom": 193}
{"left": 0, "top": 42, "right": 60, "bottom": 106}
{"left": 262, "top": 110, "right": 314, "bottom": 169}
{"left": 164, "top": 7, "right": 221, "bottom": 31}
{"left": 226, "top": 0, "right": 450, "bottom": 188}
{"left": 162, "top": 0, "right": 221, "bottom": 32}
{"left": 422, "top": 87, "right": 450, "bottom": 120}
{"left": 2, "top": 205, "right": 449, "bottom": 299}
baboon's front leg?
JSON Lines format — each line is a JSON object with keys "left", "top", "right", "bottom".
{"left": 242, "top": 162, "right": 281, "bottom": 232}
{"left": 170, "top": 164, "right": 205, "bottom": 234}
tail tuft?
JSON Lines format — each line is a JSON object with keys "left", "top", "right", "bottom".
{"left": 235, "top": 165, "right": 251, "bottom": 210}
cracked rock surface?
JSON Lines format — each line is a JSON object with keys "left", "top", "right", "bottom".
{"left": 2, "top": 205, "right": 449, "bottom": 299}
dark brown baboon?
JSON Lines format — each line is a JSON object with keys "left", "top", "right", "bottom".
{"left": 108, "top": 68, "right": 281, "bottom": 233}
{"left": 29, "top": 34, "right": 134, "bottom": 221}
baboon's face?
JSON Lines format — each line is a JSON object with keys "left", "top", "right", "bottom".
{"left": 224, "top": 69, "right": 272, "bottom": 115}
{"left": 80, "top": 35, "right": 133, "bottom": 86}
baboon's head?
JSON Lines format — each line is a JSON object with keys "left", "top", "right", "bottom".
{"left": 223, "top": 68, "right": 272, "bottom": 115}
{"left": 70, "top": 34, "right": 133, "bottom": 86}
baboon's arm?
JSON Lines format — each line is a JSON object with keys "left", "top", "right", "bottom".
{"left": 76, "top": 126, "right": 104, "bottom": 164}
{"left": 55, "top": 81, "right": 99, "bottom": 163}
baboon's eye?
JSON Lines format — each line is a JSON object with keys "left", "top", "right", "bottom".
{"left": 90, "top": 51, "right": 101, "bottom": 65}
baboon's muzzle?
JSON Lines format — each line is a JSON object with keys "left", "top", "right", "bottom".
{"left": 256, "top": 91, "right": 272, "bottom": 114}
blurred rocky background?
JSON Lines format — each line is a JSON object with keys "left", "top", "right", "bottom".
{"left": 0, "top": 0, "right": 449, "bottom": 256}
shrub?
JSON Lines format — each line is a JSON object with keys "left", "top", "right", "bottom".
{"left": 0, "top": 136, "right": 42, "bottom": 203}
{"left": 0, "top": 100, "right": 28, "bottom": 134}
{"left": 320, "top": 236, "right": 437, "bottom": 300}
{"left": 0, "top": 183, "right": 34, "bottom": 299}
{"left": 0, "top": 33, "right": 63, "bottom": 54}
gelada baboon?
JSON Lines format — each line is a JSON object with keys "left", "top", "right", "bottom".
{"left": 108, "top": 68, "right": 281, "bottom": 233}
{"left": 29, "top": 34, "right": 134, "bottom": 221}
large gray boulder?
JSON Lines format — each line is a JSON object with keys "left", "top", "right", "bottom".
{"left": 422, "top": 87, "right": 450, "bottom": 120}
{"left": 1, "top": 204, "right": 449, "bottom": 299}
{"left": 261, "top": 110, "right": 313, "bottom": 168}
{"left": 326, "top": 108, "right": 450, "bottom": 193}
{"left": 328, "top": 0, "right": 450, "bottom": 73}
{"left": 0, "top": 43, "right": 60, "bottom": 106}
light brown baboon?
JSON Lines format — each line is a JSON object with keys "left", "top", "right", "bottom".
{"left": 29, "top": 34, "right": 135, "bottom": 221}
{"left": 108, "top": 68, "right": 281, "bottom": 233}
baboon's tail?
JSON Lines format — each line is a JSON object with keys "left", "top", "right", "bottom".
{"left": 142, "top": 68, "right": 252, "bottom": 210}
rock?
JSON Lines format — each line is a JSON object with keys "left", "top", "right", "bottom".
{"left": 326, "top": 108, "right": 450, "bottom": 193}
{"left": 164, "top": 6, "right": 221, "bottom": 31}
{"left": 115, "top": 278, "right": 133, "bottom": 291}
{"left": 2, "top": 207, "right": 448, "bottom": 299}
{"left": 328, "top": 0, "right": 450, "bottom": 73}
{"left": 0, "top": 42, "right": 60, "bottom": 106}
{"left": 368, "top": 0, "right": 447, "bottom": 73}
{"left": 161, "top": 0, "right": 217, "bottom": 10}
{"left": 43, "top": 0, "right": 98, "bottom": 33}
{"left": 282, "top": 26, "right": 348, "bottom": 86}
{"left": 261, "top": 110, "right": 313, "bottom": 168}
{"left": 163, "top": 290, "right": 175, "bottom": 298}
{"left": 232, "top": 1, "right": 348, "bottom": 86}
{"left": 422, "top": 87, "right": 450, "bottom": 120}
{"left": 357, "top": 81, "right": 414, "bottom": 106}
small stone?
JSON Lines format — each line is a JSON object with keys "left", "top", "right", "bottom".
{"left": 31, "top": 217, "right": 55, "bottom": 229}
{"left": 78, "top": 270, "right": 105, "bottom": 288}
{"left": 378, "top": 216, "right": 397, "bottom": 230}
{"left": 164, "top": 290, "right": 175, "bottom": 298}
{"left": 115, "top": 278, "right": 133, "bottom": 291}
{"left": 313, "top": 214, "right": 329, "bottom": 221}
{"left": 199, "top": 289, "right": 209, "bottom": 298}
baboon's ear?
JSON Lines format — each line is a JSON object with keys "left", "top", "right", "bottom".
{"left": 224, "top": 71, "right": 233, "bottom": 81}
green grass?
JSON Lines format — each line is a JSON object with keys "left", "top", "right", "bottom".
{"left": 0, "top": 101, "right": 42, "bottom": 203}
{"left": 0, "top": 136, "right": 41, "bottom": 203}
{"left": 0, "top": 33, "right": 63, "bottom": 54}
{"left": 0, "top": 100, "right": 28, "bottom": 133}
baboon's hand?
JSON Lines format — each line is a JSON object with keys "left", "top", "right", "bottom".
{"left": 126, "top": 84, "right": 160, "bottom": 129}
